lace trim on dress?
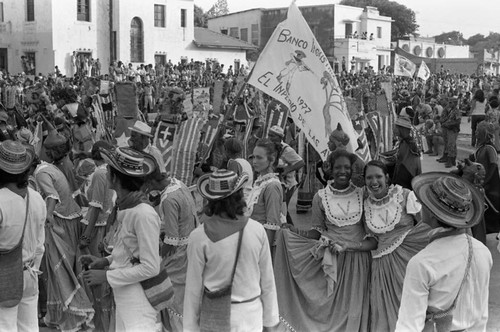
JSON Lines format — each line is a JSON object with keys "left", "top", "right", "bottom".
{"left": 365, "top": 185, "right": 404, "bottom": 234}
{"left": 320, "top": 184, "right": 363, "bottom": 227}
{"left": 372, "top": 229, "right": 411, "bottom": 258}
{"left": 163, "top": 236, "right": 189, "bottom": 246}
{"left": 246, "top": 173, "right": 281, "bottom": 217}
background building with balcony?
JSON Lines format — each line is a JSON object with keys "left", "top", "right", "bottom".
{"left": 207, "top": 4, "right": 393, "bottom": 71}
{"left": 0, "top": 0, "right": 255, "bottom": 76}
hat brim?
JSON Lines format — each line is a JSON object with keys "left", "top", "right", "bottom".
{"left": 0, "top": 146, "right": 35, "bottom": 175}
{"left": 129, "top": 127, "right": 153, "bottom": 138}
{"left": 100, "top": 148, "right": 156, "bottom": 177}
{"left": 197, "top": 172, "right": 249, "bottom": 201}
{"left": 412, "top": 172, "right": 484, "bottom": 228}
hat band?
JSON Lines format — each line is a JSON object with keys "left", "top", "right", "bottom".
{"left": 0, "top": 148, "right": 27, "bottom": 164}
{"left": 115, "top": 152, "right": 143, "bottom": 171}
{"left": 430, "top": 185, "right": 470, "bottom": 214}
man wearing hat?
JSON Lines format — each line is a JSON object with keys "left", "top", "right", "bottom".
{"left": 0, "top": 141, "right": 46, "bottom": 331}
{"left": 129, "top": 120, "right": 166, "bottom": 174}
{"left": 440, "top": 98, "right": 461, "bottom": 168}
{"left": 393, "top": 111, "right": 422, "bottom": 190}
{"left": 268, "top": 125, "right": 304, "bottom": 222}
{"left": 395, "top": 172, "right": 492, "bottom": 331}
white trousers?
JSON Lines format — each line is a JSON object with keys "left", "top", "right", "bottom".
{"left": 113, "top": 282, "right": 157, "bottom": 332}
{"left": 0, "top": 270, "right": 39, "bottom": 332}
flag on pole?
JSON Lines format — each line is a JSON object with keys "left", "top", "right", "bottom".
{"left": 153, "top": 121, "right": 177, "bottom": 172}
{"left": 416, "top": 60, "right": 431, "bottom": 81}
{"left": 263, "top": 100, "right": 288, "bottom": 138}
{"left": 247, "top": 2, "right": 358, "bottom": 161}
{"left": 394, "top": 54, "right": 417, "bottom": 77}
{"left": 351, "top": 113, "right": 371, "bottom": 163}
{"left": 171, "top": 118, "right": 204, "bottom": 185}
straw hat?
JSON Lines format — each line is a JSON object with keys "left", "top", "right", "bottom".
{"left": 412, "top": 172, "right": 484, "bottom": 228}
{"left": 100, "top": 146, "right": 156, "bottom": 177}
{"left": 197, "top": 169, "right": 249, "bottom": 201}
{"left": 129, "top": 121, "right": 153, "bottom": 138}
{"left": 395, "top": 115, "right": 412, "bottom": 129}
{"left": 0, "top": 140, "right": 35, "bottom": 174}
{"left": 269, "top": 125, "right": 284, "bottom": 138}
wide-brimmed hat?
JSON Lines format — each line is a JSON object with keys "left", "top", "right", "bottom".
{"left": 269, "top": 125, "right": 284, "bottom": 138}
{"left": 100, "top": 146, "right": 156, "bottom": 177}
{"left": 129, "top": 121, "right": 153, "bottom": 138}
{"left": 395, "top": 115, "right": 412, "bottom": 129}
{"left": 197, "top": 169, "right": 249, "bottom": 201}
{"left": 412, "top": 172, "right": 484, "bottom": 228}
{"left": 0, "top": 140, "right": 35, "bottom": 174}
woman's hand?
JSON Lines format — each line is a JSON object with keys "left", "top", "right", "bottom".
{"left": 83, "top": 270, "right": 107, "bottom": 286}
{"left": 331, "top": 241, "right": 348, "bottom": 253}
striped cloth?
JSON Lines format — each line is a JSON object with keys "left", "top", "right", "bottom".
{"left": 171, "top": 118, "right": 204, "bottom": 186}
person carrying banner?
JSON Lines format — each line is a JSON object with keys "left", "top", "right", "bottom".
{"left": 395, "top": 173, "right": 492, "bottom": 332}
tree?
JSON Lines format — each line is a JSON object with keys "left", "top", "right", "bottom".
{"left": 206, "top": 0, "right": 229, "bottom": 18}
{"left": 467, "top": 33, "right": 486, "bottom": 46}
{"left": 194, "top": 5, "right": 208, "bottom": 28}
{"left": 434, "top": 31, "right": 466, "bottom": 45}
{"left": 339, "top": 0, "right": 419, "bottom": 40}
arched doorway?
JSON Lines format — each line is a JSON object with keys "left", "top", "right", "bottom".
{"left": 130, "top": 17, "right": 144, "bottom": 62}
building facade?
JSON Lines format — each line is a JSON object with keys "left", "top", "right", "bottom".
{"left": 0, "top": 0, "right": 254, "bottom": 76}
{"left": 396, "top": 37, "right": 470, "bottom": 60}
{"left": 207, "top": 4, "right": 393, "bottom": 71}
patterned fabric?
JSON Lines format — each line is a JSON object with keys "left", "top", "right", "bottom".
{"left": 171, "top": 118, "right": 204, "bottom": 185}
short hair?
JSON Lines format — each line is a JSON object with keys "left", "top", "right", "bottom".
{"left": 327, "top": 149, "right": 357, "bottom": 169}
{"left": 224, "top": 138, "right": 243, "bottom": 157}
{"left": 255, "top": 139, "right": 282, "bottom": 169}
{"left": 203, "top": 189, "right": 246, "bottom": 219}
{"left": 108, "top": 166, "right": 145, "bottom": 192}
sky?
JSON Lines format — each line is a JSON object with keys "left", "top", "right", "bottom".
{"left": 194, "top": 0, "right": 500, "bottom": 39}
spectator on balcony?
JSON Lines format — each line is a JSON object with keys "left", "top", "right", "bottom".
{"left": 370, "top": 33, "right": 374, "bottom": 40}
{"left": 353, "top": 31, "right": 358, "bottom": 39}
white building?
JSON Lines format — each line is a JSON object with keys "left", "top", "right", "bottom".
{"left": 332, "top": 5, "right": 393, "bottom": 71}
{"left": 396, "top": 37, "right": 470, "bottom": 59}
{"left": 0, "top": 0, "right": 255, "bottom": 76}
{"left": 207, "top": 4, "right": 393, "bottom": 71}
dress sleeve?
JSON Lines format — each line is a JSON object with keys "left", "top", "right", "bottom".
{"left": 311, "top": 193, "right": 326, "bottom": 233}
{"left": 106, "top": 208, "right": 161, "bottom": 288}
{"left": 35, "top": 171, "right": 60, "bottom": 202}
{"left": 406, "top": 191, "right": 422, "bottom": 216}
{"left": 88, "top": 170, "right": 107, "bottom": 210}
{"left": 262, "top": 182, "right": 283, "bottom": 230}
{"left": 395, "top": 257, "right": 432, "bottom": 332}
{"left": 183, "top": 230, "right": 205, "bottom": 332}
{"left": 161, "top": 196, "right": 181, "bottom": 246}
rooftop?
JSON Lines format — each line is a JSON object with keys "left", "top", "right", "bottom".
{"left": 193, "top": 27, "right": 258, "bottom": 50}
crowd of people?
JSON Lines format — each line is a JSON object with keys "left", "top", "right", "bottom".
{"left": 0, "top": 55, "right": 498, "bottom": 332}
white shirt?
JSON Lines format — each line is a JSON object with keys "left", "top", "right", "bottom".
{"left": 396, "top": 232, "right": 492, "bottom": 332}
{"left": 183, "top": 219, "right": 279, "bottom": 331}
{"left": 0, "top": 188, "right": 46, "bottom": 269}
{"left": 106, "top": 203, "right": 161, "bottom": 288}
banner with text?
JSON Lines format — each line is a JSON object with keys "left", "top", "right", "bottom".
{"left": 247, "top": 2, "right": 358, "bottom": 161}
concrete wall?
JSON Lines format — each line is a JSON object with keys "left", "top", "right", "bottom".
{"left": 184, "top": 43, "right": 248, "bottom": 69}
{"left": 0, "top": 0, "right": 54, "bottom": 75}
{"left": 114, "top": 0, "right": 194, "bottom": 65}
{"left": 207, "top": 9, "right": 261, "bottom": 46}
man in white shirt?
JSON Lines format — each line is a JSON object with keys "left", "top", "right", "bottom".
{"left": 396, "top": 172, "right": 492, "bottom": 332}
{"left": 0, "top": 141, "right": 46, "bottom": 332}
{"left": 128, "top": 120, "right": 166, "bottom": 174}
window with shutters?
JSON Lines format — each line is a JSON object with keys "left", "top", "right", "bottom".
{"left": 251, "top": 24, "right": 259, "bottom": 45}
{"left": 240, "top": 28, "right": 248, "bottom": 42}
{"left": 130, "top": 17, "right": 144, "bottom": 62}
{"left": 77, "top": 0, "right": 90, "bottom": 21}
{"left": 229, "top": 27, "right": 239, "bottom": 39}
{"left": 26, "top": 0, "right": 34, "bottom": 21}
{"left": 154, "top": 4, "right": 165, "bottom": 27}
{"left": 180, "top": 9, "right": 186, "bottom": 28}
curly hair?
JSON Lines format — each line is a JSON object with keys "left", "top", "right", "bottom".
{"left": 203, "top": 189, "right": 246, "bottom": 219}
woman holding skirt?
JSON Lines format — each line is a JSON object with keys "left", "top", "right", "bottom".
{"left": 363, "top": 160, "right": 430, "bottom": 332}
{"left": 274, "top": 150, "right": 376, "bottom": 332}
